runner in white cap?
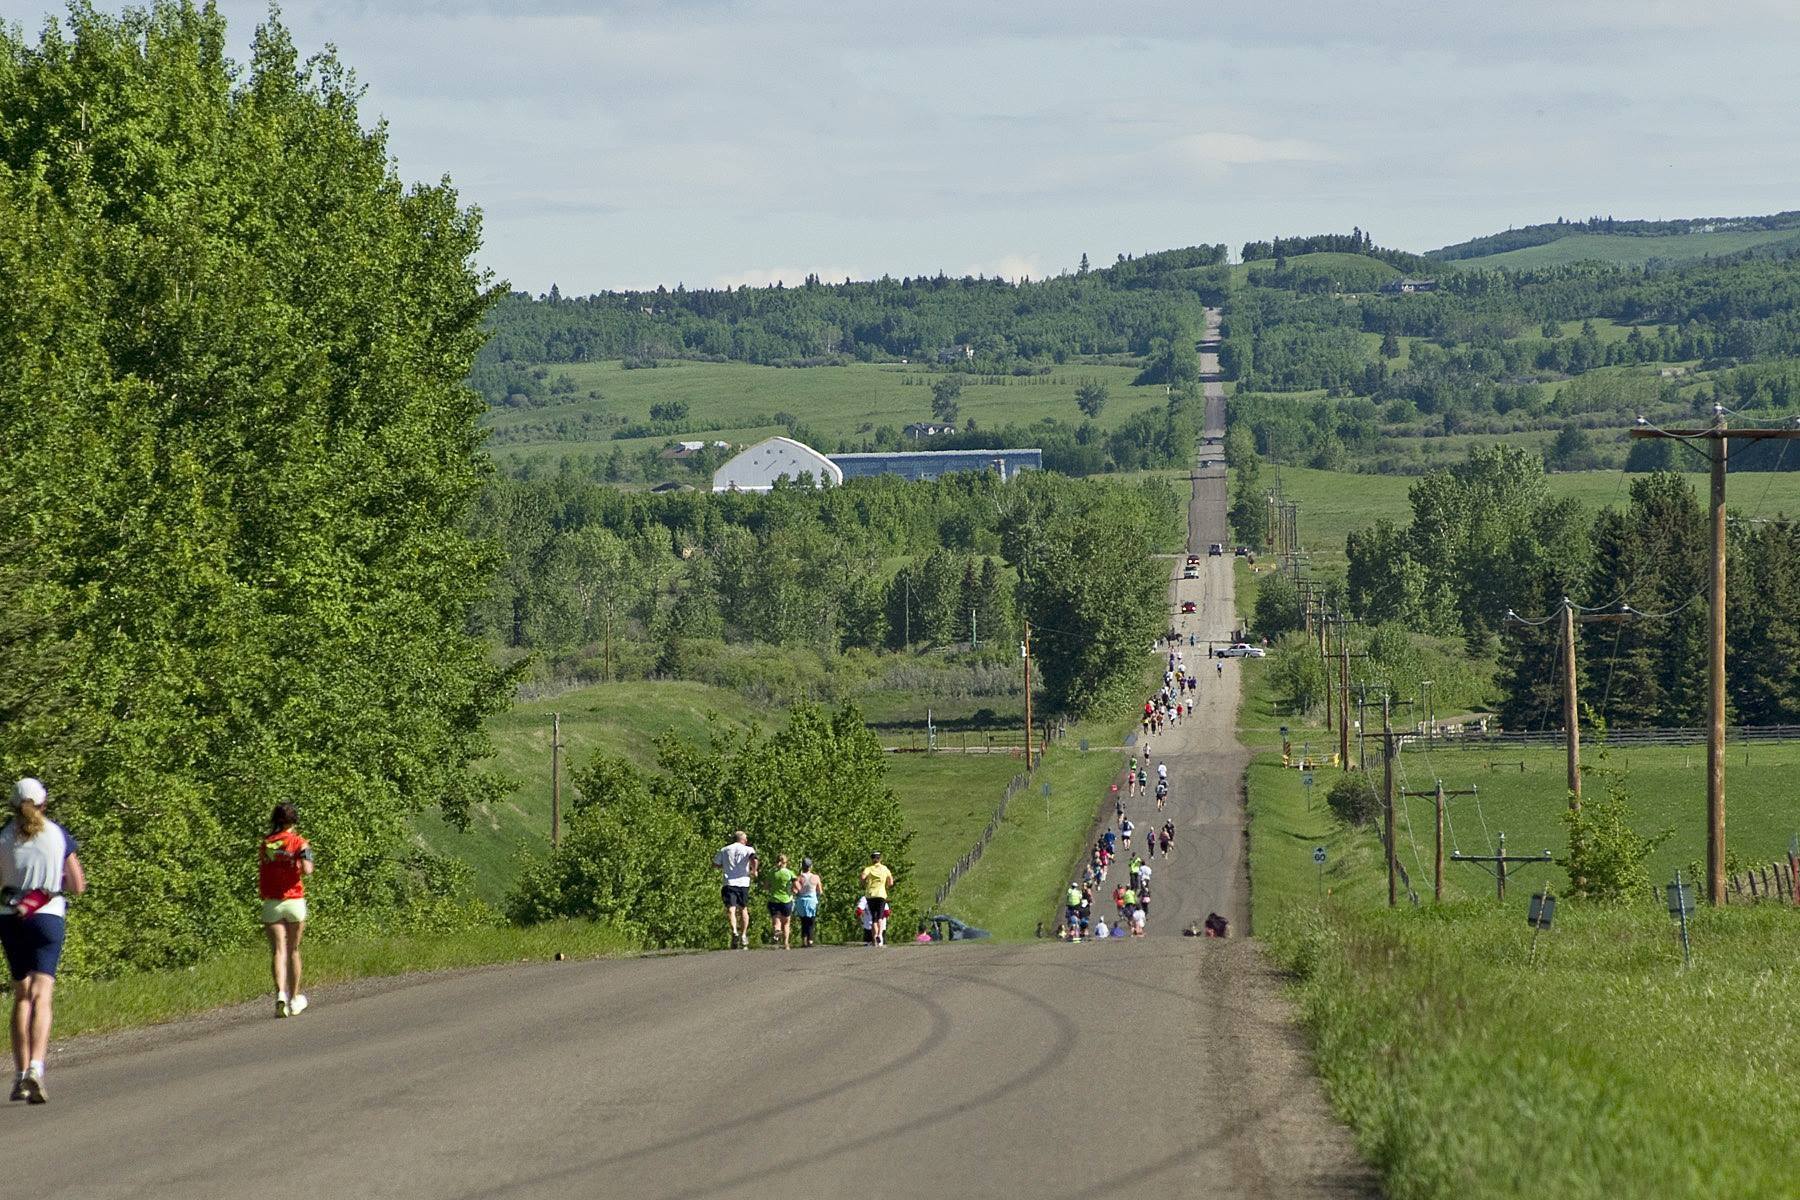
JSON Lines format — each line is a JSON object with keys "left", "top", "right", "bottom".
{"left": 2, "top": 778, "right": 86, "bottom": 1104}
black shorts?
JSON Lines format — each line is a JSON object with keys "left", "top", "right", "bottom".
{"left": 767, "top": 900, "right": 793, "bottom": 917}
{"left": 721, "top": 885, "right": 749, "bottom": 909}
{"left": 0, "top": 914, "right": 66, "bottom": 980}
{"left": 865, "top": 896, "right": 888, "bottom": 920}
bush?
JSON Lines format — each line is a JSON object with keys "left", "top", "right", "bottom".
{"left": 1561, "top": 760, "right": 1671, "bottom": 902}
{"left": 1326, "top": 771, "right": 1379, "bottom": 827}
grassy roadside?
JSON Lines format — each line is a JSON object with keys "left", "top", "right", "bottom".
{"left": 1239, "top": 653, "right": 1800, "bottom": 1198}
{"left": 32, "top": 921, "right": 641, "bottom": 1044}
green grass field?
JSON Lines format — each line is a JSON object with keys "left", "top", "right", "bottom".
{"left": 444, "top": 676, "right": 1043, "bottom": 909}
{"left": 483, "top": 359, "right": 1162, "bottom": 465}
{"left": 1441, "top": 227, "right": 1800, "bottom": 271}
{"left": 1241, "top": 650, "right": 1800, "bottom": 1199}
{"left": 421, "top": 680, "right": 766, "bottom": 903}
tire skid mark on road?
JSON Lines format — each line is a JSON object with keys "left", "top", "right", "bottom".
{"left": 465, "top": 952, "right": 1081, "bottom": 1200}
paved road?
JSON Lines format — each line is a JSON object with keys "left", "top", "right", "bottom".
{"left": 15, "top": 941, "right": 1373, "bottom": 1200}
{"left": 10, "top": 306, "right": 1372, "bottom": 1198}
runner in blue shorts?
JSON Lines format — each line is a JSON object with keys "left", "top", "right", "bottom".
{"left": 2, "top": 779, "right": 86, "bottom": 1105}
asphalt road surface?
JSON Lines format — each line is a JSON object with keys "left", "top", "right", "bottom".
{"left": 10, "top": 308, "right": 1373, "bottom": 1198}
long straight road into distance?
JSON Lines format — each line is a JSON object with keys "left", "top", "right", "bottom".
{"left": 12, "top": 309, "right": 1373, "bottom": 1200}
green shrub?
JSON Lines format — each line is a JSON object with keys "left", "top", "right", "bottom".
{"left": 1326, "top": 771, "right": 1380, "bottom": 827}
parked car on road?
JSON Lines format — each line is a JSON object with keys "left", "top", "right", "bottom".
{"left": 925, "top": 914, "right": 990, "bottom": 942}
{"left": 1186, "top": 554, "right": 1201, "bottom": 566}
{"left": 1183, "top": 566, "right": 1199, "bottom": 580}
{"left": 1181, "top": 601, "right": 1197, "bottom": 614}
{"left": 1234, "top": 546, "right": 1250, "bottom": 557}
{"left": 1214, "top": 643, "right": 1265, "bottom": 658}
{"left": 1208, "top": 543, "right": 1224, "bottom": 556}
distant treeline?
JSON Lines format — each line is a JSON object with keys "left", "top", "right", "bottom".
{"left": 1428, "top": 211, "right": 1800, "bottom": 262}
{"left": 471, "top": 245, "right": 1228, "bottom": 403}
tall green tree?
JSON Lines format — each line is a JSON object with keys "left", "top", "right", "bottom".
{"left": 0, "top": 4, "right": 508, "bottom": 974}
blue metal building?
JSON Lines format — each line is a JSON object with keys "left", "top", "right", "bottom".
{"left": 828, "top": 448, "right": 1042, "bottom": 482}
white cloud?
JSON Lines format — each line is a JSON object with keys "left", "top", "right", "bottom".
{"left": 21, "top": 0, "right": 1800, "bottom": 290}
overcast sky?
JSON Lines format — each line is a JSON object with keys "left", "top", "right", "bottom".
{"left": 9, "top": 1, "right": 1800, "bottom": 293}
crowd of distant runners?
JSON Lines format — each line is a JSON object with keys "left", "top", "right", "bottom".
{"left": 1054, "top": 646, "right": 1231, "bottom": 943}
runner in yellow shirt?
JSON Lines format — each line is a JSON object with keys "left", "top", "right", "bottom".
{"left": 858, "top": 851, "right": 895, "bottom": 947}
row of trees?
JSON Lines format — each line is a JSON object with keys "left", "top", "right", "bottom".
{"left": 1330, "top": 447, "right": 1800, "bottom": 729}
{"left": 474, "top": 470, "right": 1181, "bottom": 715}
{"left": 473, "top": 248, "right": 1226, "bottom": 387}
{"left": 0, "top": 4, "right": 507, "bottom": 974}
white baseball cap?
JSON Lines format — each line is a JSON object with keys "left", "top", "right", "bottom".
{"left": 11, "top": 778, "right": 47, "bottom": 808}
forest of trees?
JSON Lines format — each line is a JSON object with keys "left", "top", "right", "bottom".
{"left": 1326, "top": 448, "right": 1800, "bottom": 730}
{"left": 0, "top": 4, "right": 507, "bottom": 974}
{"left": 472, "top": 470, "right": 1182, "bottom": 716}
{"left": 470, "top": 245, "right": 1229, "bottom": 400}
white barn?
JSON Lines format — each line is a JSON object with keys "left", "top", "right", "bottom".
{"left": 711, "top": 436, "right": 844, "bottom": 493}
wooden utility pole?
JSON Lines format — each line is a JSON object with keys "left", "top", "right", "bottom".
{"left": 1328, "top": 614, "right": 1370, "bottom": 772}
{"left": 1383, "top": 695, "right": 1396, "bottom": 907}
{"left": 1022, "top": 621, "right": 1034, "bottom": 771}
{"left": 1505, "top": 600, "right": 1634, "bottom": 813}
{"left": 551, "top": 712, "right": 562, "bottom": 848}
{"left": 1630, "top": 412, "right": 1800, "bottom": 903}
{"left": 1403, "top": 780, "right": 1479, "bottom": 901}
{"left": 1562, "top": 600, "right": 1579, "bottom": 805}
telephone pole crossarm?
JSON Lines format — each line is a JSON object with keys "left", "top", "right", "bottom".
{"left": 1403, "top": 782, "right": 1479, "bottom": 902}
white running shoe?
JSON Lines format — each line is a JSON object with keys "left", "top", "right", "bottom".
{"left": 289, "top": 994, "right": 308, "bottom": 1016}
{"left": 21, "top": 1071, "right": 45, "bottom": 1105}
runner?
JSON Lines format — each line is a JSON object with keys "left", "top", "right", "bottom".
{"left": 793, "top": 857, "right": 823, "bottom": 947}
{"left": 259, "top": 803, "right": 313, "bottom": 1019}
{"left": 2, "top": 779, "right": 85, "bottom": 1104}
{"left": 712, "top": 830, "right": 759, "bottom": 949}
{"left": 1138, "top": 861, "right": 1154, "bottom": 893}
{"left": 1131, "top": 904, "right": 1147, "bottom": 937}
{"left": 1158, "top": 828, "right": 1172, "bottom": 858}
{"left": 1138, "top": 883, "right": 1152, "bottom": 920}
{"left": 1120, "top": 817, "right": 1134, "bottom": 851}
{"left": 1113, "top": 882, "right": 1127, "bottom": 920}
{"left": 1154, "top": 778, "right": 1167, "bottom": 811}
{"left": 859, "top": 851, "right": 894, "bottom": 946}
{"left": 1217, "top": 660, "right": 1224, "bottom": 679}
{"left": 1156, "top": 761, "right": 1168, "bottom": 786}
{"left": 1102, "top": 827, "right": 1117, "bottom": 857}
{"left": 764, "top": 853, "right": 797, "bottom": 950}
{"left": 1064, "top": 881, "right": 1082, "bottom": 935}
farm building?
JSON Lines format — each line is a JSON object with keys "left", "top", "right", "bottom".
{"left": 711, "top": 436, "right": 844, "bottom": 492}
{"left": 830, "top": 448, "right": 1041, "bottom": 482}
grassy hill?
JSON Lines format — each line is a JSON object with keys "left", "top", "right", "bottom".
{"left": 427, "top": 677, "right": 1042, "bottom": 908}
{"left": 484, "top": 359, "right": 1159, "bottom": 470}
{"left": 1440, "top": 226, "right": 1800, "bottom": 271}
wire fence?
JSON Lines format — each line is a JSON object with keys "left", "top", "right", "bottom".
{"left": 1405, "top": 724, "right": 1800, "bottom": 751}
{"left": 932, "top": 772, "right": 1030, "bottom": 909}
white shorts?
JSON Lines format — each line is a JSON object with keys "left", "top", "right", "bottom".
{"left": 261, "top": 898, "right": 308, "bottom": 925}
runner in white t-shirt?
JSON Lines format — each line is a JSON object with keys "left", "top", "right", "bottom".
{"left": 712, "top": 831, "right": 759, "bottom": 949}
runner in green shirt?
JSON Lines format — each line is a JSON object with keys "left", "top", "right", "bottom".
{"left": 765, "top": 854, "right": 798, "bottom": 950}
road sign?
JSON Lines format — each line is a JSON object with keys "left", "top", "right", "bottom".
{"left": 1302, "top": 770, "right": 1315, "bottom": 789}
{"left": 1313, "top": 846, "right": 1327, "bottom": 865}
